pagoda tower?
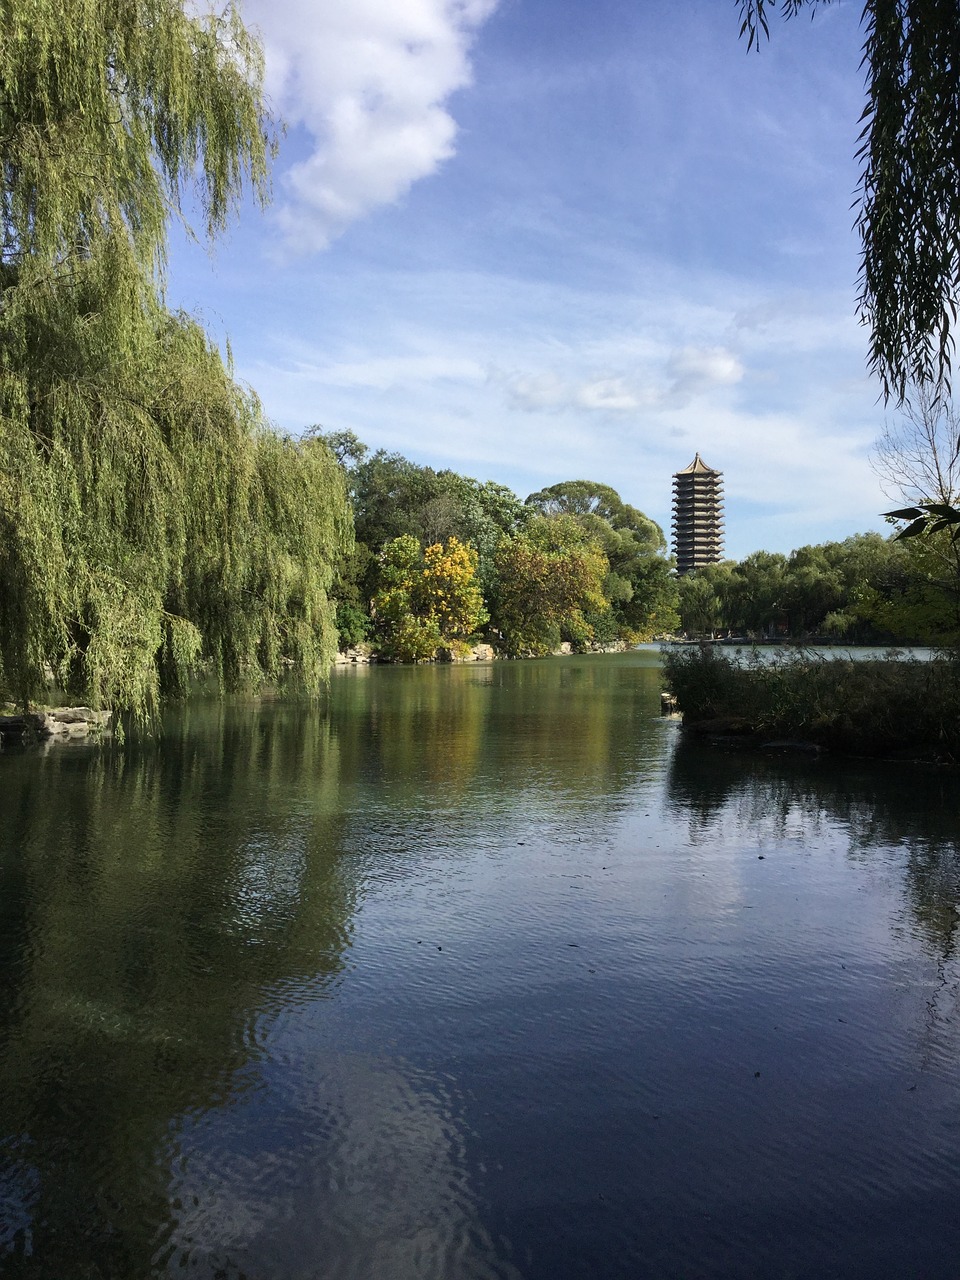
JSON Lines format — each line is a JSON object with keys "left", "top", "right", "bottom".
{"left": 671, "top": 454, "right": 724, "bottom": 575}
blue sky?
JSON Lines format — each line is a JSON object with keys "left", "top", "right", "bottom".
{"left": 167, "top": 0, "right": 896, "bottom": 560}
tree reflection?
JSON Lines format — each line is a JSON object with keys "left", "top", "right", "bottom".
{"left": 0, "top": 652, "right": 670, "bottom": 1277}
{"left": 0, "top": 703, "right": 358, "bottom": 1277}
{"left": 330, "top": 656, "right": 667, "bottom": 818}
{"left": 666, "top": 737, "right": 960, "bottom": 957}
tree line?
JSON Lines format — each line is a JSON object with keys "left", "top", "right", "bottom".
{"left": 676, "top": 530, "right": 960, "bottom": 645}
{"left": 330, "top": 430, "right": 960, "bottom": 656}
{"left": 3, "top": 0, "right": 960, "bottom": 716}
{"left": 320, "top": 433, "right": 679, "bottom": 661}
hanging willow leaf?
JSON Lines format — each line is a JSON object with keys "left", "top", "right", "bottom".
{"left": 0, "top": 1, "right": 352, "bottom": 721}
{"left": 737, "top": 0, "right": 960, "bottom": 404}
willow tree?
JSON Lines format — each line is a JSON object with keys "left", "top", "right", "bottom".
{"left": 738, "top": 1, "right": 960, "bottom": 404}
{"left": 0, "top": 0, "right": 353, "bottom": 716}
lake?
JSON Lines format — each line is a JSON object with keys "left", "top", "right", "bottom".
{"left": 1, "top": 649, "right": 959, "bottom": 1279}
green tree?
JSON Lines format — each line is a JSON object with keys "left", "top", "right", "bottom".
{"left": 838, "top": 530, "right": 960, "bottom": 643}
{"left": 345, "top": 450, "right": 526, "bottom": 643}
{"left": 525, "top": 480, "right": 676, "bottom": 639}
{"left": 725, "top": 550, "right": 789, "bottom": 636}
{"left": 492, "top": 515, "right": 611, "bottom": 657}
{"left": 350, "top": 451, "right": 447, "bottom": 554}
{"left": 677, "top": 561, "right": 736, "bottom": 636}
{"left": 306, "top": 430, "right": 373, "bottom": 648}
{"left": 782, "top": 545, "right": 845, "bottom": 636}
{"left": 307, "top": 428, "right": 369, "bottom": 469}
{"left": 0, "top": 0, "right": 353, "bottom": 718}
{"left": 525, "top": 481, "right": 664, "bottom": 551}
{"left": 675, "top": 532, "right": 956, "bottom": 644}
{"left": 352, "top": 452, "right": 525, "bottom": 583}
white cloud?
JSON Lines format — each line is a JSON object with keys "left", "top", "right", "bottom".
{"left": 665, "top": 345, "right": 744, "bottom": 403}
{"left": 244, "top": 0, "right": 499, "bottom": 253}
{"left": 495, "top": 370, "right": 650, "bottom": 415}
{"left": 229, "top": 258, "right": 884, "bottom": 557}
{"left": 577, "top": 377, "right": 641, "bottom": 412}
{"left": 497, "top": 370, "right": 571, "bottom": 413}
{"left": 290, "top": 353, "right": 484, "bottom": 390}
{"left": 495, "top": 345, "right": 744, "bottom": 417}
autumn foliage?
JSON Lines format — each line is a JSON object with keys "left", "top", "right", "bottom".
{"left": 372, "top": 535, "right": 488, "bottom": 662}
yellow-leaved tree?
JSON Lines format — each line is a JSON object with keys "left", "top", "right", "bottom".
{"left": 372, "top": 536, "right": 488, "bottom": 661}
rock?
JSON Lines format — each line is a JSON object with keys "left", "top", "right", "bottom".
{"left": 434, "top": 642, "right": 497, "bottom": 662}
{"left": 0, "top": 707, "right": 111, "bottom": 746}
{"left": 335, "top": 647, "right": 375, "bottom": 665}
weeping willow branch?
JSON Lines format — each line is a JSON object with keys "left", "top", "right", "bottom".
{"left": 0, "top": 0, "right": 352, "bottom": 721}
{"left": 0, "top": 282, "right": 353, "bottom": 717}
{"left": 737, "top": 0, "right": 960, "bottom": 404}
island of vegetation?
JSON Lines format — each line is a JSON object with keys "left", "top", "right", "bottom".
{"left": 662, "top": 394, "right": 960, "bottom": 766}
{"left": 662, "top": 644, "right": 960, "bottom": 765}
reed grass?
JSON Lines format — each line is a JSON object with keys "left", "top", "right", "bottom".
{"left": 662, "top": 646, "right": 960, "bottom": 762}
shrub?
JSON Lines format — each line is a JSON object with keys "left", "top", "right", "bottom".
{"left": 662, "top": 646, "right": 960, "bottom": 761}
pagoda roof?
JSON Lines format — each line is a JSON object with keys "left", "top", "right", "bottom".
{"left": 675, "top": 452, "right": 720, "bottom": 475}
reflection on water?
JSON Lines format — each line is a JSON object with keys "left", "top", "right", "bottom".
{"left": 667, "top": 739, "right": 960, "bottom": 956}
{"left": 163, "top": 1052, "right": 521, "bottom": 1280}
{"left": 1, "top": 651, "right": 959, "bottom": 1279}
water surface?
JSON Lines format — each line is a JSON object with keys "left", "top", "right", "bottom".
{"left": 1, "top": 651, "right": 959, "bottom": 1278}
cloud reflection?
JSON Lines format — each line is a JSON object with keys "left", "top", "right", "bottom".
{"left": 163, "top": 1050, "right": 521, "bottom": 1280}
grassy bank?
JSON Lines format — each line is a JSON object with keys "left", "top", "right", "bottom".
{"left": 662, "top": 646, "right": 960, "bottom": 763}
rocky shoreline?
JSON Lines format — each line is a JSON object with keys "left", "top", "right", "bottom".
{"left": 0, "top": 707, "right": 112, "bottom": 749}
{"left": 334, "top": 640, "right": 630, "bottom": 665}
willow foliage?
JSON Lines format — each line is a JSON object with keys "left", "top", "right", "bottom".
{"left": 0, "top": 274, "right": 353, "bottom": 715}
{"left": 0, "top": 0, "right": 272, "bottom": 271}
{"left": 0, "top": 0, "right": 353, "bottom": 718}
{"left": 738, "top": 0, "right": 960, "bottom": 402}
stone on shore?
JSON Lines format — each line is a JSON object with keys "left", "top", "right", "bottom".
{"left": 0, "top": 707, "right": 112, "bottom": 747}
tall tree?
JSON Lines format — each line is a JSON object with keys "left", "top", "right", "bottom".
{"left": 492, "top": 515, "right": 610, "bottom": 657}
{"left": 345, "top": 450, "right": 527, "bottom": 641}
{"left": 525, "top": 480, "right": 665, "bottom": 552}
{"left": 525, "top": 481, "right": 675, "bottom": 639}
{"left": 0, "top": 0, "right": 354, "bottom": 718}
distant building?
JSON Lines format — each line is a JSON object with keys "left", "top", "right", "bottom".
{"left": 672, "top": 454, "right": 724, "bottom": 575}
